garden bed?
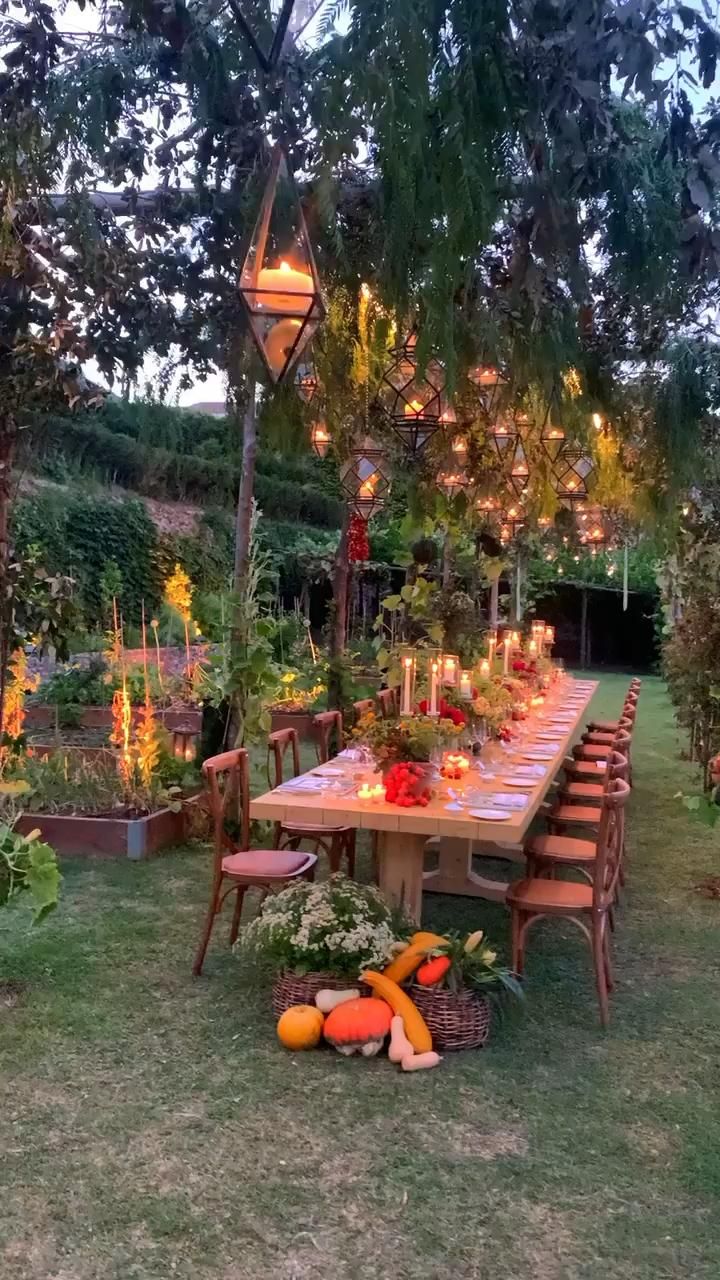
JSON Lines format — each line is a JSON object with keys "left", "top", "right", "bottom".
{"left": 14, "top": 803, "right": 190, "bottom": 859}
{"left": 25, "top": 705, "right": 202, "bottom": 732}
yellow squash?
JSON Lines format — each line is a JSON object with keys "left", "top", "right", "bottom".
{"left": 382, "top": 932, "right": 447, "bottom": 984}
{"left": 360, "top": 970, "right": 433, "bottom": 1053}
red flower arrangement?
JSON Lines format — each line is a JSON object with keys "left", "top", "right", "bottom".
{"left": 384, "top": 761, "right": 432, "bottom": 807}
{"left": 417, "top": 697, "right": 467, "bottom": 728}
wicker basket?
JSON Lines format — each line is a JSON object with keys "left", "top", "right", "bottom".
{"left": 272, "top": 971, "right": 365, "bottom": 1017}
{"left": 409, "top": 984, "right": 491, "bottom": 1051}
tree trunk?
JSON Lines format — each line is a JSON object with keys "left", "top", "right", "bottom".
{"left": 233, "top": 389, "right": 257, "bottom": 593}
{"left": 328, "top": 507, "right": 351, "bottom": 710}
{"left": 0, "top": 420, "right": 16, "bottom": 736}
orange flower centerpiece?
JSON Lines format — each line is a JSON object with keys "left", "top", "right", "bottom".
{"left": 353, "top": 711, "right": 457, "bottom": 807}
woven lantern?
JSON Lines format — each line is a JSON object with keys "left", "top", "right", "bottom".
{"left": 239, "top": 144, "right": 326, "bottom": 383}
{"left": 376, "top": 332, "right": 447, "bottom": 457}
{"left": 340, "top": 437, "right": 391, "bottom": 521}
{"left": 310, "top": 420, "right": 330, "bottom": 458}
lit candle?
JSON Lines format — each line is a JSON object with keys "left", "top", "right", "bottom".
{"left": 503, "top": 634, "right": 512, "bottom": 675}
{"left": 528, "top": 639, "right": 538, "bottom": 658}
{"left": 511, "top": 630, "right": 520, "bottom": 648}
{"left": 256, "top": 259, "right": 313, "bottom": 314}
{"left": 488, "top": 629, "right": 497, "bottom": 665}
{"left": 479, "top": 659, "right": 490, "bottom": 678}
{"left": 358, "top": 476, "right": 376, "bottom": 500}
{"left": 429, "top": 659, "right": 440, "bottom": 716}
{"left": 442, "top": 654, "right": 458, "bottom": 686}
{"left": 358, "top": 783, "right": 374, "bottom": 801}
{"left": 404, "top": 398, "right": 424, "bottom": 416}
{"left": 459, "top": 670, "right": 473, "bottom": 700}
{"left": 544, "top": 625, "right": 555, "bottom": 650}
{"left": 400, "top": 655, "right": 415, "bottom": 717}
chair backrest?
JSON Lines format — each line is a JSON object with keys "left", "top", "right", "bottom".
{"left": 202, "top": 748, "right": 250, "bottom": 865}
{"left": 313, "top": 709, "right": 343, "bottom": 764}
{"left": 605, "top": 749, "right": 629, "bottom": 785}
{"left": 353, "top": 698, "right": 375, "bottom": 725}
{"left": 267, "top": 727, "right": 301, "bottom": 788}
{"left": 593, "top": 777, "right": 631, "bottom": 909}
{"left": 376, "top": 687, "right": 397, "bottom": 719}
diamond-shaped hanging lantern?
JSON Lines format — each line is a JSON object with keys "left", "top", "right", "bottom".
{"left": 294, "top": 357, "right": 320, "bottom": 404}
{"left": 340, "top": 437, "right": 391, "bottom": 521}
{"left": 475, "top": 493, "right": 502, "bottom": 519}
{"left": 509, "top": 438, "right": 530, "bottom": 498}
{"left": 541, "top": 421, "right": 566, "bottom": 463}
{"left": 450, "top": 434, "right": 468, "bottom": 465}
{"left": 239, "top": 144, "right": 326, "bottom": 384}
{"left": 553, "top": 443, "right": 595, "bottom": 510}
{"left": 310, "top": 420, "right": 330, "bottom": 458}
{"left": 498, "top": 501, "right": 525, "bottom": 544}
{"left": 376, "top": 332, "right": 447, "bottom": 457}
{"left": 489, "top": 412, "right": 518, "bottom": 463}
{"left": 436, "top": 469, "right": 470, "bottom": 501}
{"left": 468, "top": 362, "right": 509, "bottom": 420}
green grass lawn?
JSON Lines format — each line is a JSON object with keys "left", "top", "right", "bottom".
{"left": 2, "top": 674, "right": 720, "bottom": 1280}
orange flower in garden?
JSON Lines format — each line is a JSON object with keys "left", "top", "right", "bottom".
{"left": 164, "top": 564, "right": 192, "bottom": 621}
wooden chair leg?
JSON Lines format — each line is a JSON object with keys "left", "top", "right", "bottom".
{"left": 603, "top": 924, "right": 614, "bottom": 993}
{"left": 229, "top": 885, "right": 247, "bottom": 947}
{"left": 592, "top": 922, "right": 610, "bottom": 1028}
{"left": 328, "top": 833, "right": 342, "bottom": 874}
{"left": 193, "top": 879, "right": 222, "bottom": 977}
{"left": 345, "top": 831, "right": 356, "bottom": 878}
{"left": 511, "top": 907, "right": 527, "bottom": 976}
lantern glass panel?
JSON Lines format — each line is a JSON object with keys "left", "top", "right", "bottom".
{"left": 239, "top": 144, "right": 326, "bottom": 383}
{"left": 340, "top": 438, "right": 391, "bottom": 521}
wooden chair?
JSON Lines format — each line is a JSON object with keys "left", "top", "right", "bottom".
{"left": 192, "top": 749, "right": 316, "bottom": 976}
{"left": 559, "top": 749, "right": 629, "bottom": 804}
{"left": 583, "top": 701, "right": 637, "bottom": 744}
{"left": 507, "top": 777, "right": 631, "bottom": 1027}
{"left": 267, "top": 727, "right": 356, "bottom": 876}
{"left": 533, "top": 751, "right": 629, "bottom": 857}
{"left": 353, "top": 697, "right": 375, "bottom": 724}
{"left": 587, "top": 681, "right": 640, "bottom": 733}
{"left": 564, "top": 727, "right": 632, "bottom": 788}
{"left": 313, "top": 709, "right": 344, "bottom": 764}
{"left": 376, "top": 687, "right": 397, "bottom": 719}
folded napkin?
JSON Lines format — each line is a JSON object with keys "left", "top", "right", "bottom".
{"left": 277, "top": 776, "right": 325, "bottom": 793}
{"left": 485, "top": 792, "right": 528, "bottom": 810}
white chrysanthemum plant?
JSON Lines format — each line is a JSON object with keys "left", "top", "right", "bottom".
{"left": 237, "top": 876, "right": 410, "bottom": 980}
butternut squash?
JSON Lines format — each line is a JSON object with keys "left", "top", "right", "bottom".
{"left": 401, "top": 1051, "right": 441, "bottom": 1072}
{"left": 382, "top": 931, "right": 447, "bottom": 985}
{"left": 314, "top": 988, "right": 360, "bottom": 1014}
{"left": 360, "top": 970, "right": 433, "bottom": 1053}
{"left": 388, "top": 1015, "right": 415, "bottom": 1064}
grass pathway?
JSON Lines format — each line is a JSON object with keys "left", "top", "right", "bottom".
{"left": 1, "top": 674, "right": 719, "bottom": 1280}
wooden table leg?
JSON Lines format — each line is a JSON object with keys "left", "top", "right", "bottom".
{"left": 377, "top": 830, "right": 428, "bottom": 922}
{"left": 423, "top": 837, "right": 524, "bottom": 902}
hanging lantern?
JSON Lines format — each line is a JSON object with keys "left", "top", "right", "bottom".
{"left": 294, "top": 358, "right": 320, "bottom": 404}
{"left": 239, "top": 144, "right": 326, "bottom": 383}
{"left": 553, "top": 443, "right": 594, "bottom": 510}
{"left": 498, "top": 502, "right": 525, "bottom": 543}
{"left": 310, "top": 420, "right": 331, "bottom": 459}
{"left": 537, "top": 514, "right": 553, "bottom": 531}
{"left": 468, "top": 362, "right": 509, "bottom": 419}
{"left": 436, "top": 469, "right": 470, "bottom": 501}
{"left": 450, "top": 434, "right": 468, "bottom": 465}
{"left": 476, "top": 493, "right": 502, "bottom": 519}
{"left": 376, "top": 332, "right": 448, "bottom": 456}
{"left": 509, "top": 438, "right": 530, "bottom": 498}
{"left": 541, "top": 422, "right": 566, "bottom": 463}
{"left": 489, "top": 413, "right": 518, "bottom": 462}
{"left": 340, "top": 437, "right": 391, "bottom": 521}
{"left": 348, "top": 512, "right": 370, "bottom": 562}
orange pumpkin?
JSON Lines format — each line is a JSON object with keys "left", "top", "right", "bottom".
{"left": 323, "top": 996, "right": 393, "bottom": 1057}
{"left": 277, "top": 1004, "right": 324, "bottom": 1051}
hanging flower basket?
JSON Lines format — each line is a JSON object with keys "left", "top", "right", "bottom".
{"left": 408, "top": 984, "right": 491, "bottom": 1051}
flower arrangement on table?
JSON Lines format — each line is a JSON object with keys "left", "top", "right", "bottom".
{"left": 471, "top": 675, "right": 513, "bottom": 732}
{"left": 353, "top": 711, "right": 458, "bottom": 805}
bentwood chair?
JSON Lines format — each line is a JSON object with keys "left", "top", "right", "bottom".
{"left": 529, "top": 752, "right": 629, "bottom": 877}
{"left": 193, "top": 749, "right": 316, "bottom": 976}
{"left": 583, "top": 700, "right": 638, "bottom": 745}
{"left": 267, "top": 727, "right": 356, "bottom": 876}
{"left": 313, "top": 709, "right": 344, "bottom": 764}
{"left": 376, "top": 687, "right": 397, "bottom": 719}
{"left": 587, "top": 680, "right": 641, "bottom": 734}
{"left": 353, "top": 697, "right": 375, "bottom": 724}
{"left": 507, "top": 777, "right": 631, "bottom": 1027}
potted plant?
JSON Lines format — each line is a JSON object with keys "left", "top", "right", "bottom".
{"left": 407, "top": 930, "right": 521, "bottom": 1050}
{"left": 266, "top": 667, "right": 326, "bottom": 739}
{"left": 236, "top": 875, "right": 409, "bottom": 1015}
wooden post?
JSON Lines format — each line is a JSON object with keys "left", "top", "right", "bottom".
{"left": 489, "top": 578, "right": 499, "bottom": 627}
{"left": 580, "top": 587, "right": 588, "bottom": 669}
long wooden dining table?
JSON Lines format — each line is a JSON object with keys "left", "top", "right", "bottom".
{"left": 250, "top": 677, "right": 598, "bottom": 921}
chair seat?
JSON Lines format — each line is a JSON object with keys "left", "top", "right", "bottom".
{"left": 280, "top": 820, "right": 353, "bottom": 837}
{"left": 576, "top": 744, "right": 611, "bottom": 760}
{"left": 562, "top": 781, "right": 604, "bottom": 800}
{"left": 583, "top": 731, "right": 614, "bottom": 745}
{"left": 588, "top": 719, "right": 619, "bottom": 732}
{"left": 550, "top": 803, "right": 602, "bottom": 825}
{"left": 222, "top": 849, "right": 312, "bottom": 877}
{"left": 568, "top": 759, "right": 607, "bottom": 777}
{"left": 507, "top": 877, "right": 594, "bottom": 912}
{"left": 528, "top": 833, "right": 597, "bottom": 863}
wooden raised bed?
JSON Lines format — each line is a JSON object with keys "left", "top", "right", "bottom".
{"left": 15, "top": 804, "right": 189, "bottom": 860}
{"left": 25, "top": 706, "right": 202, "bottom": 731}
{"left": 269, "top": 709, "right": 315, "bottom": 740}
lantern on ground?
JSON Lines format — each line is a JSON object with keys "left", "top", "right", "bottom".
{"left": 295, "top": 358, "right": 320, "bottom": 404}
{"left": 310, "top": 420, "right": 330, "bottom": 458}
{"left": 239, "top": 144, "right": 325, "bottom": 383}
{"left": 376, "top": 332, "right": 447, "bottom": 457}
{"left": 340, "top": 437, "right": 391, "bottom": 521}
{"left": 468, "top": 362, "right": 509, "bottom": 419}
{"left": 172, "top": 726, "right": 199, "bottom": 763}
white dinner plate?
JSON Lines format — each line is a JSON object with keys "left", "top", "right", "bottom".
{"left": 520, "top": 751, "right": 556, "bottom": 761}
{"left": 469, "top": 808, "right": 511, "bottom": 821}
{"left": 501, "top": 777, "right": 536, "bottom": 788}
